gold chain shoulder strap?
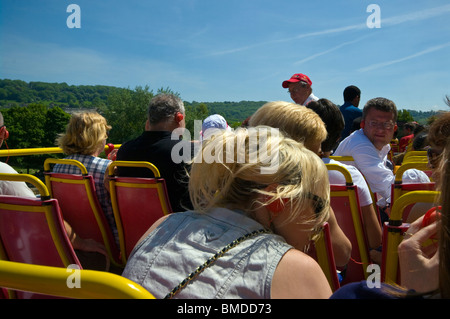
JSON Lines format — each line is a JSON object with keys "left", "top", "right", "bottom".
{"left": 164, "top": 228, "right": 270, "bottom": 299}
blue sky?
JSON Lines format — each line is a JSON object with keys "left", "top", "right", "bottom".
{"left": 1, "top": 0, "right": 449, "bottom": 112}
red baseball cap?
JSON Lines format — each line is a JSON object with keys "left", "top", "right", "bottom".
{"left": 282, "top": 73, "right": 312, "bottom": 88}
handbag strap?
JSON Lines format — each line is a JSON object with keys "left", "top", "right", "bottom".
{"left": 164, "top": 228, "right": 270, "bottom": 299}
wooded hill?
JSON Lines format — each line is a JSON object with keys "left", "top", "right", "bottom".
{"left": 0, "top": 79, "right": 440, "bottom": 125}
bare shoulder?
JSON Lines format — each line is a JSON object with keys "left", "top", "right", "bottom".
{"left": 271, "top": 249, "right": 332, "bottom": 299}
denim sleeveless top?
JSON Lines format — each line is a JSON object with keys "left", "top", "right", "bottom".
{"left": 122, "top": 208, "right": 293, "bottom": 299}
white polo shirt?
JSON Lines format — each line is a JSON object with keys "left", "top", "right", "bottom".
{"left": 0, "top": 162, "right": 36, "bottom": 197}
{"left": 322, "top": 157, "right": 373, "bottom": 208}
{"left": 334, "top": 129, "right": 394, "bottom": 207}
{"left": 303, "top": 93, "right": 319, "bottom": 105}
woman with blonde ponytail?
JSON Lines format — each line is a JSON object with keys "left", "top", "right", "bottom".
{"left": 123, "top": 126, "right": 333, "bottom": 299}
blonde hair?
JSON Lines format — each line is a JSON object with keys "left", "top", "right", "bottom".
{"left": 189, "top": 126, "right": 330, "bottom": 231}
{"left": 248, "top": 101, "right": 327, "bottom": 152}
{"left": 57, "top": 112, "right": 111, "bottom": 155}
{"left": 428, "top": 112, "right": 450, "bottom": 149}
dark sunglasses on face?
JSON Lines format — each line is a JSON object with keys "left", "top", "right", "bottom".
{"left": 427, "top": 147, "right": 443, "bottom": 168}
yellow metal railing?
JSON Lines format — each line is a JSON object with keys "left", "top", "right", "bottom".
{"left": 0, "top": 145, "right": 121, "bottom": 158}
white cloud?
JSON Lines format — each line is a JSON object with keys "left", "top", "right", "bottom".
{"left": 205, "top": 3, "right": 450, "bottom": 58}
{"left": 358, "top": 42, "right": 450, "bottom": 72}
{"left": 382, "top": 4, "right": 450, "bottom": 26}
{"left": 294, "top": 35, "right": 372, "bottom": 65}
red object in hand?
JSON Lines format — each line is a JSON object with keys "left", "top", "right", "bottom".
{"left": 105, "top": 143, "right": 114, "bottom": 156}
{"left": 421, "top": 207, "right": 441, "bottom": 240}
{"left": 422, "top": 209, "right": 441, "bottom": 227}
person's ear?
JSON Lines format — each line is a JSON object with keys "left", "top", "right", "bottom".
{"left": 360, "top": 120, "right": 365, "bottom": 129}
{"left": 263, "top": 184, "right": 288, "bottom": 213}
{"left": 0, "top": 126, "right": 9, "bottom": 140}
{"left": 266, "top": 197, "right": 288, "bottom": 213}
{"left": 175, "top": 112, "right": 184, "bottom": 122}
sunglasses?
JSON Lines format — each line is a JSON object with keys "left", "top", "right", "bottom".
{"left": 427, "top": 147, "right": 443, "bottom": 168}
{"left": 427, "top": 147, "right": 443, "bottom": 159}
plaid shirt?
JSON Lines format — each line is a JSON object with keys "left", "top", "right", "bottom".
{"left": 53, "top": 154, "right": 118, "bottom": 245}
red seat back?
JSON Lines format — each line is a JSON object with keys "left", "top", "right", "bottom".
{"left": 330, "top": 185, "right": 371, "bottom": 285}
{"left": 47, "top": 173, "right": 105, "bottom": 243}
{"left": 0, "top": 196, "right": 79, "bottom": 268}
{"left": 307, "top": 222, "right": 340, "bottom": 292}
{"left": 391, "top": 182, "right": 436, "bottom": 221}
{"left": 44, "top": 159, "right": 122, "bottom": 267}
{"left": 111, "top": 176, "right": 172, "bottom": 259}
{"left": 326, "top": 164, "right": 371, "bottom": 285}
{"left": 108, "top": 161, "right": 172, "bottom": 262}
{"left": 0, "top": 173, "right": 82, "bottom": 298}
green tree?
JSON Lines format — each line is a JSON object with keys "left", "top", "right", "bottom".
{"left": 1, "top": 104, "right": 70, "bottom": 171}
{"left": 4, "top": 104, "right": 46, "bottom": 149}
{"left": 44, "top": 106, "right": 71, "bottom": 147}
{"left": 185, "top": 103, "right": 209, "bottom": 138}
{"left": 397, "top": 109, "right": 414, "bottom": 123}
{"left": 101, "top": 86, "right": 154, "bottom": 144}
{"left": 101, "top": 86, "right": 184, "bottom": 144}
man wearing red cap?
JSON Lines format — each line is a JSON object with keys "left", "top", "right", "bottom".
{"left": 282, "top": 73, "right": 318, "bottom": 106}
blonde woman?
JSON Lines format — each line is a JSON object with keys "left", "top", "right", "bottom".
{"left": 54, "top": 112, "right": 117, "bottom": 244}
{"left": 122, "top": 127, "right": 333, "bottom": 299}
{"left": 248, "top": 101, "right": 352, "bottom": 267}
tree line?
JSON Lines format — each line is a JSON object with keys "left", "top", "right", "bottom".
{"left": 0, "top": 79, "right": 441, "bottom": 171}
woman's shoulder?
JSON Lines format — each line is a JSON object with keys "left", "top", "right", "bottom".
{"left": 271, "top": 249, "right": 332, "bottom": 299}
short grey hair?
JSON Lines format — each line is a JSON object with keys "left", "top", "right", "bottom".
{"left": 147, "top": 94, "right": 185, "bottom": 125}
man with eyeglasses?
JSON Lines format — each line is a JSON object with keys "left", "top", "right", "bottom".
{"left": 334, "top": 97, "right": 398, "bottom": 222}
{"left": 282, "top": 73, "right": 318, "bottom": 106}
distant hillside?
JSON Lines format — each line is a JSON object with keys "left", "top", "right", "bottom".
{"left": 0, "top": 79, "right": 127, "bottom": 110}
{"left": 406, "top": 110, "right": 440, "bottom": 125}
{"left": 185, "top": 101, "right": 266, "bottom": 123}
{"left": 0, "top": 79, "right": 441, "bottom": 125}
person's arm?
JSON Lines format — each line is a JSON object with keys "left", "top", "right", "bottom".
{"left": 63, "top": 221, "right": 107, "bottom": 255}
{"left": 361, "top": 204, "right": 382, "bottom": 249}
{"left": 352, "top": 143, "right": 394, "bottom": 207}
{"left": 271, "top": 249, "right": 332, "bottom": 299}
{"left": 345, "top": 165, "right": 382, "bottom": 249}
{"left": 0, "top": 163, "right": 37, "bottom": 198}
{"left": 327, "top": 207, "right": 352, "bottom": 267}
{"left": 398, "top": 216, "right": 439, "bottom": 293}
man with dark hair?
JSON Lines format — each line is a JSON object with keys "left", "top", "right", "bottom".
{"left": 340, "top": 85, "right": 362, "bottom": 140}
{"left": 116, "top": 94, "right": 194, "bottom": 212}
{"left": 334, "top": 97, "right": 398, "bottom": 221}
{"left": 399, "top": 122, "right": 417, "bottom": 152}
